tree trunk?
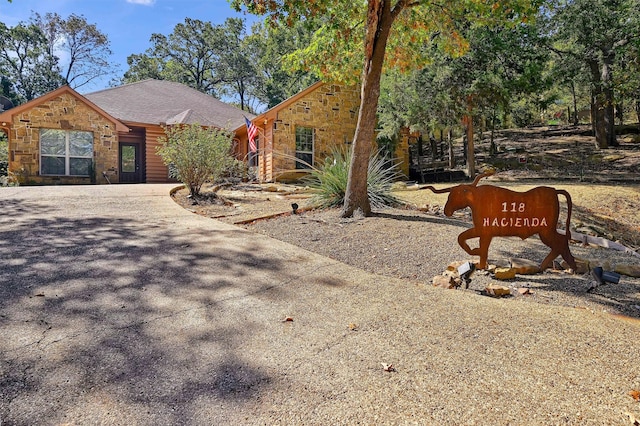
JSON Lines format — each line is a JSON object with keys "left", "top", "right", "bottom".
{"left": 602, "top": 55, "right": 618, "bottom": 147}
{"left": 616, "top": 98, "right": 624, "bottom": 126}
{"left": 447, "top": 129, "right": 455, "bottom": 169}
{"left": 571, "top": 82, "right": 578, "bottom": 125}
{"left": 589, "top": 59, "right": 608, "bottom": 149}
{"left": 489, "top": 107, "right": 496, "bottom": 156}
{"left": 593, "top": 94, "right": 608, "bottom": 149}
{"left": 342, "top": 0, "right": 397, "bottom": 218}
{"left": 466, "top": 119, "right": 475, "bottom": 177}
{"left": 430, "top": 135, "right": 437, "bottom": 161}
{"left": 465, "top": 96, "right": 475, "bottom": 177}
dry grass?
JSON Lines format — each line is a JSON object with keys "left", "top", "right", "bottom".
{"left": 395, "top": 180, "right": 640, "bottom": 250}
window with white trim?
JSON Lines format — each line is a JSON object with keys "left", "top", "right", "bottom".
{"left": 40, "top": 129, "right": 93, "bottom": 176}
{"left": 295, "top": 126, "right": 313, "bottom": 169}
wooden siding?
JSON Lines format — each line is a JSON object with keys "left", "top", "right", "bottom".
{"left": 144, "top": 125, "right": 171, "bottom": 183}
{"left": 258, "top": 119, "right": 274, "bottom": 182}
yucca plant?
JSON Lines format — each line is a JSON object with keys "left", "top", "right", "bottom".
{"left": 304, "top": 146, "right": 401, "bottom": 209}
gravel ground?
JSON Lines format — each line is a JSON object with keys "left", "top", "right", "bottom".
{"left": 166, "top": 184, "right": 640, "bottom": 424}
{"left": 245, "top": 205, "right": 640, "bottom": 319}
{"left": 173, "top": 183, "right": 640, "bottom": 318}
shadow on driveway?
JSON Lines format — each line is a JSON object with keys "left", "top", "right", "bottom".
{"left": 0, "top": 191, "right": 289, "bottom": 424}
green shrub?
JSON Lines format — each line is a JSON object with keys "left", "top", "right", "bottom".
{"left": 157, "top": 124, "right": 234, "bottom": 196}
{"left": 0, "top": 133, "right": 7, "bottom": 176}
{"left": 221, "top": 158, "right": 257, "bottom": 183}
{"left": 304, "top": 147, "right": 401, "bottom": 209}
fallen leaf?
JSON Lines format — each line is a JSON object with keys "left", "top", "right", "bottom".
{"left": 282, "top": 316, "right": 294, "bottom": 322}
{"left": 517, "top": 288, "right": 533, "bottom": 295}
{"left": 348, "top": 323, "right": 358, "bottom": 331}
{"left": 381, "top": 363, "right": 395, "bottom": 372}
{"left": 630, "top": 389, "right": 640, "bottom": 401}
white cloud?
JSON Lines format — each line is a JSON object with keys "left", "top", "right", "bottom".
{"left": 126, "top": 0, "right": 156, "bottom": 5}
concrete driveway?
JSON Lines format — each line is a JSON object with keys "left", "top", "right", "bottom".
{"left": 1, "top": 185, "right": 639, "bottom": 425}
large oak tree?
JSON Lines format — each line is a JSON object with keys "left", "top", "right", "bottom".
{"left": 231, "top": 0, "right": 539, "bottom": 217}
{"left": 549, "top": 0, "right": 640, "bottom": 148}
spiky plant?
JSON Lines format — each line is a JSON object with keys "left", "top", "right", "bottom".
{"left": 304, "top": 146, "right": 401, "bottom": 209}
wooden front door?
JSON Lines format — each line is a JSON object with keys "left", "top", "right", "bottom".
{"left": 119, "top": 143, "right": 142, "bottom": 183}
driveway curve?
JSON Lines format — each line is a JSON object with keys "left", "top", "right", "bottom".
{"left": 0, "top": 184, "right": 639, "bottom": 425}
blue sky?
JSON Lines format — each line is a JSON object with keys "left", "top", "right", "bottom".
{"left": 0, "top": 0, "right": 260, "bottom": 93}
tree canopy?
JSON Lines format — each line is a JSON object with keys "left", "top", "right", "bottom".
{"left": 548, "top": 0, "right": 640, "bottom": 148}
{"left": 122, "top": 16, "right": 317, "bottom": 112}
{"left": 0, "top": 13, "right": 114, "bottom": 103}
{"left": 231, "top": 0, "right": 540, "bottom": 217}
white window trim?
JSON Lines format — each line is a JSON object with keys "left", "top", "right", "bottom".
{"left": 40, "top": 129, "right": 94, "bottom": 176}
{"left": 295, "top": 126, "right": 314, "bottom": 169}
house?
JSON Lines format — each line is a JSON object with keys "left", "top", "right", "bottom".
{"left": 0, "top": 78, "right": 410, "bottom": 186}
{"left": 247, "top": 81, "right": 410, "bottom": 182}
{"left": 0, "top": 79, "right": 254, "bottom": 184}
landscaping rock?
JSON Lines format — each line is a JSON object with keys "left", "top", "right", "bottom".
{"left": 433, "top": 275, "right": 457, "bottom": 289}
{"left": 485, "top": 284, "right": 511, "bottom": 297}
{"left": 614, "top": 264, "right": 640, "bottom": 278}
{"left": 589, "top": 260, "right": 612, "bottom": 271}
{"left": 510, "top": 257, "right": 541, "bottom": 275}
{"left": 564, "top": 257, "right": 589, "bottom": 274}
{"left": 494, "top": 267, "right": 516, "bottom": 280}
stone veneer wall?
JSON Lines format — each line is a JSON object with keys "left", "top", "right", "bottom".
{"left": 8, "top": 93, "right": 118, "bottom": 184}
{"left": 271, "top": 83, "right": 361, "bottom": 173}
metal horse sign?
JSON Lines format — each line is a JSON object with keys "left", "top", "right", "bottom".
{"left": 425, "top": 171, "right": 577, "bottom": 271}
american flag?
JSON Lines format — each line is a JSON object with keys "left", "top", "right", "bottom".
{"left": 244, "top": 116, "right": 258, "bottom": 153}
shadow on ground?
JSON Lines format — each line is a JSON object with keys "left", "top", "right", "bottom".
{"left": 0, "top": 197, "right": 288, "bottom": 424}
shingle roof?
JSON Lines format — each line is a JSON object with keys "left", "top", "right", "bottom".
{"left": 84, "top": 79, "right": 253, "bottom": 130}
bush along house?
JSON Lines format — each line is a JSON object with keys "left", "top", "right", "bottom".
{"left": 245, "top": 81, "right": 410, "bottom": 182}
{"left": 0, "top": 79, "right": 254, "bottom": 185}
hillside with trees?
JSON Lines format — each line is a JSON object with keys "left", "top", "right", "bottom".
{"left": 1, "top": 1, "right": 639, "bottom": 191}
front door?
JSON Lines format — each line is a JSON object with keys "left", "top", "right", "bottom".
{"left": 119, "top": 143, "right": 141, "bottom": 183}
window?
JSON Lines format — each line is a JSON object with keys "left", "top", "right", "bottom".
{"left": 295, "top": 126, "right": 313, "bottom": 169}
{"left": 40, "top": 129, "right": 93, "bottom": 176}
{"left": 249, "top": 136, "right": 259, "bottom": 168}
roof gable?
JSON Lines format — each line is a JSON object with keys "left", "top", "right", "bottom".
{"left": 253, "top": 81, "right": 326, "bottom": 123}
{"left": 85, "top": 79, "right": 253, "bottom": 130}
{"left": 0, "top": 86, "right": 129, "bottom": 133}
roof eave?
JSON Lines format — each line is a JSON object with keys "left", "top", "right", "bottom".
{"left": 0, "top": 85, "right": 130, "bottom": 134}
{"left": 252, "top": 81, "right": 325, "bottom": 124}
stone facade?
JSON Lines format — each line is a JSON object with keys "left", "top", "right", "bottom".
{"left": 7, "top": 93, "right": 118, "bottom": 184}
{"left": 271, "top": 83, "right": 361, "bottom": 174}
{"left": 258, "top": 82, "right": 410, "bottom": 181}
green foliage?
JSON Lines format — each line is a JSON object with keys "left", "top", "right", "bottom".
{"left": 510, "top": 98, "right": 538, "bottom": 127}
{"left": 0, "top": 13, "right": 112, "bottom": 102}
{"left": 233, "top": 0, "right": 541, "bottom": 85}
{"left": 221, "top": 158, "right": 257, "bottom": 183}
{"left": 33, "top": 12, "right": 113, "bottom": 90}
{"left": 0, "top": 132, "right": 8, "bottom": 176}
{"left": 123, "top": 17, "right": 317, "bottom": 112}
{"left": 548, "top": 0, "right": 640, "bottom": 146}
{"left": 304, "top": 147, "right": 401, "bottom": 210}
{"left": 0, "top": 21, "right": 62, "bottom": 102}
{"left": 156, "top": 124, "right": 235, "bottom": 197}
{"left": 247, "top": 20, "right": 318, "bottom": 108}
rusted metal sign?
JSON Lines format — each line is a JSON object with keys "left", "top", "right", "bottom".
{"left": 425, "top": 171, "right": 577, "bottom": 271}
